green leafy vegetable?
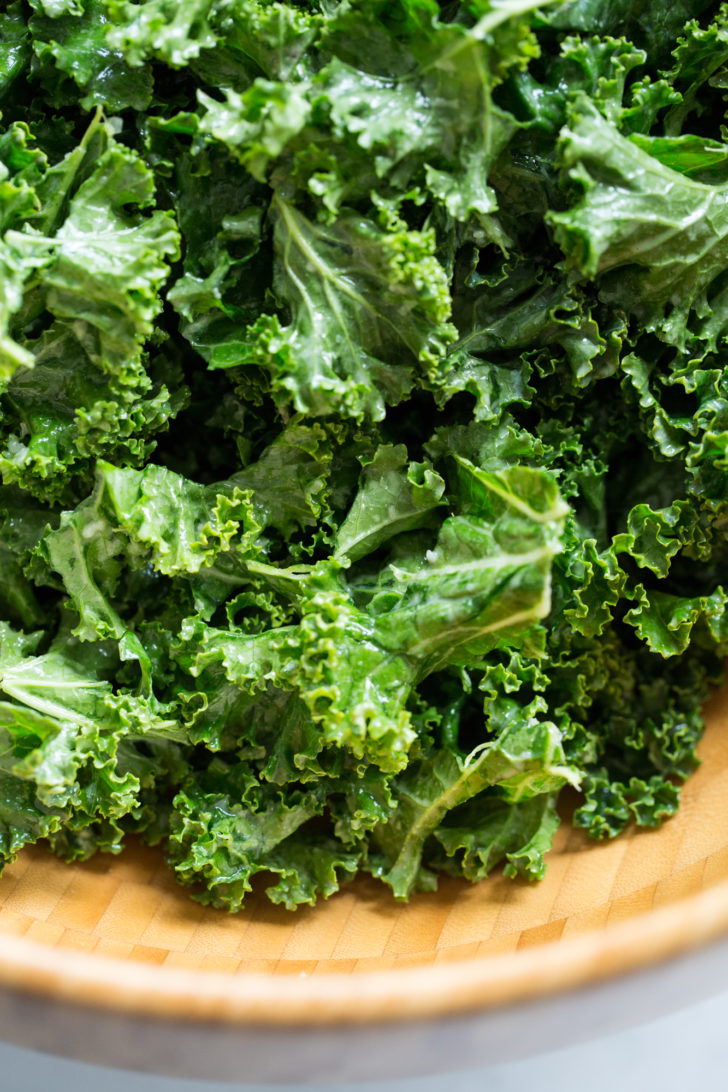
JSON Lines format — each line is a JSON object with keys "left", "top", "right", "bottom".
{"left": 1, "top": 0, "right": 727, "bottom": 911}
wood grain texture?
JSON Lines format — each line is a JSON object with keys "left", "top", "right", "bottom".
{"left": 1, "top": 686, "right": 728, "bottom": 1023}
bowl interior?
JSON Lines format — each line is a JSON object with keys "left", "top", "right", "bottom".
{"left": 0, "top": 687, "right": 727, "bottom": 1015}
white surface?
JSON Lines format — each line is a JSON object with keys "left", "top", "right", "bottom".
{"left": 0, "top": 988, "right": 726, "bottom": 1092}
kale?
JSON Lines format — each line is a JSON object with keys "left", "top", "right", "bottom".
{"left": 1, "top": 0, "right": 727, "bottom": 909}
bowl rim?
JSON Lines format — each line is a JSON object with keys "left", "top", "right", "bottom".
{"left": 1, "top": 873, "right": 728, "bottom": 1026}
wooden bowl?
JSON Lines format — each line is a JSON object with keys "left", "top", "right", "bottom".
{"left": 2, "top": 686, "right": 728, "bottom": 1081}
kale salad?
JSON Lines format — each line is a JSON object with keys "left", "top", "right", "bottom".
{"left": 1, "top": 0, "right": 728, "bottom": 911}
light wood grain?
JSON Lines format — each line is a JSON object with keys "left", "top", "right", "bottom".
{"left": 1, "top": 686, "right": 728, "bottom": 1023}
